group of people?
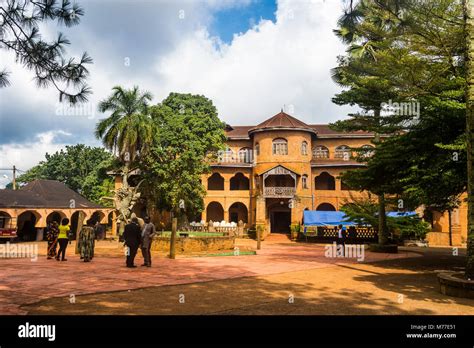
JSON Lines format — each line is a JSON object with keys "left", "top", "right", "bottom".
{"left": 122, "top": 216, "right": 156, "bottom": 268}
{"left": 45, "top": 216, "right": 157, "bottom": 268}
{"left": 45, "top": 218, "right": 101, "bottom": 262}
{"left": 45, "top": 218, "right": 74, "bottom": 261}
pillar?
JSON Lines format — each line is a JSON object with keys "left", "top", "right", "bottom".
{"left": 256, "top": 196, "right": 267, "bottom": 239}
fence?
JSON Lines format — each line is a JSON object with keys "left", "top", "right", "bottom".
{"left": 302, "top": 226, "right": 378, "bottom": 243}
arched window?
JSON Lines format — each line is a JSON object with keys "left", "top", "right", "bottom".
{"left": 302, "top": 175, "right": 308, "bottom": 189}
{"left": 272, "top": 138, "right": 288, "bottom": 155}
{"left": 255, "top": 143, "right": 260, "bottom": 156}
{"left": 230, "top": 173, "right": 250, "bottom": 190}
{"left": 207, "top": 173, "right": 224, "bottom": 190}
{"left": 317, "top": 203, "right": 336, "bottom": 211}
{"left": 315, "top": 172, "right": 336, "bottom": 190}
{"left": 218, "top": 146, "right": 235, "bottom": 163}
{"left": 238, "top": 147, "right": 252, "bottom": 163}
{"left": 301, "top": 141, "right": 308, "bottom": 155}
{"left": 361, "top": 144, "right": 375, "bottom": 158}
{"left": 335, "top": 145, "right": 351, "bottom": 160}
{"left": 313, "top": 145, "right": 329, "bottom": 159}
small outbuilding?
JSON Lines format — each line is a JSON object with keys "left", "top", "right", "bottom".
{"left": 0, "top": 179, "right": 114, "bottom": 241}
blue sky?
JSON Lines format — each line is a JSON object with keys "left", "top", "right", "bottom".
{"left": 0, "top": 0, "right": 355, "bottom": 187}
{"left": 210, "top": 0, "right": 277, "bottom": 43}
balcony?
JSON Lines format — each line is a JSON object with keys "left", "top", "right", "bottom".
{"left": 210, "top": 149, "right": 254, "bottom": 166}
{"left": 263, "top": 187, "right": 296, "bottom": 198}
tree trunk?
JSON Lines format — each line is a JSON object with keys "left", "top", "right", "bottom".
{"left": 378, "top": 193, "right": 389, "bottom": 245}
{"left": 75, "top": 211, "right": 86, "bottom": 254}
{"left": 169, "top": 215, "right": 177, "bottom": 259}
{"left": 465, "top": 0, "right": 474, "bottom": 279}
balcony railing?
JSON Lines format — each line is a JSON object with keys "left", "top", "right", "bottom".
{"left": 215, "top": 150, "right": 254, "bottom": 164}
{"left": 263, "top": 187, "right": 296, "bottom": 197}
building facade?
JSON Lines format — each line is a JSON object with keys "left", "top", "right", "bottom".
{"left": 202, "top": 111, "right": 371, "bottom": 238}
{"left": 201, "top": 111, "right": 467, "bottom": 245}
{"left": 0, "top": 180, "right": 113, "bottom": 241}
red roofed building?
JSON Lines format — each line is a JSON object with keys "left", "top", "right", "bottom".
{"left": 202, "top": 111, "right": 465, "bottom": 245}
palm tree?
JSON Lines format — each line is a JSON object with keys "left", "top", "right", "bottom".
{"left": 464, "top": 0, "right": 474, "bottom": 279}
{"left": 95, "top": 86, "right": 154, "bottom": 176}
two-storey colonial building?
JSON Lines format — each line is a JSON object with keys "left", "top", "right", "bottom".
{"left": 202, "top": 111, "right": 375, "bottom": 238}
{"left": 202, "top": 111, "right": 467, "bottom": 245}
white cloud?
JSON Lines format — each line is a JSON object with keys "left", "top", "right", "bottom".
{"left": 152, "top": 0, "right": 356, "bottom": 125}
{"left": 0, "top": 131, "right": 73, "bottom": 188}
{"left": 0, "top": 0, "right": 356, "bottom": 177}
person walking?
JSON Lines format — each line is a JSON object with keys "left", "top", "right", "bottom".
{"left": 123, "top": 217, "right": 141, "bottom": 268}
{"left": 337, "top": 224, "right": 346, "bottom": 256}
{"left": 78, "top": 220, "right": 96, "bottom": 262}
{"left": 56, "top": 218, "right": 70, "bottom": 261}
{"left": 140, "top": 216, "right": 156, "bottom": 267}
{"left": 46, "top": 221, "right": 59, "bottom": 260}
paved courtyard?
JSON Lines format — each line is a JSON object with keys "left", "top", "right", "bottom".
{"left": 1, "top": 235, "right": 473, "bottom": 315}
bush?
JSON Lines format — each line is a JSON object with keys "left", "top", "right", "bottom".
{"left": 392, "top": 218, "right": 430, "bottom": 241}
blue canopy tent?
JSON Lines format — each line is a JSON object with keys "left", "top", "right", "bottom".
{"left": 386, "top": 211, "right": 417, "bottom": 218}
{"left": 303, "top": 211, "right": 355, "bottom": 227}
{"left": 303, "top": 210, "right": 418, "bottom": 227}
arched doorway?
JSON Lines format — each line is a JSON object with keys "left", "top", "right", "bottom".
{"left": 46, "top": 211, "right": 66, "bottom": 225}
{"left": 228, "top": 202, "right": 248, "bottom": 223}
{"left": 107, "top": 211, "right": 114, "bottom": 230}
{"left": 70, "top": 211, "right": 87, "bottom": 241}
{"left": 89, "top": 211, "right": 105, "bottom": 224}
{"left": 0, "top": 211, "right": 12, "bottom": 229}
{"left": 17, "top": 211, "right": 40, "bottom": 241}
{"left": 316, "top": 203, "right": 336, "bottom": 211}
{"left": 267, "top": 199, "right": 291, "bottom": 234}
{"left": 206, "top": 202, "right": 224, "bottom": 222}
{"left": 89, "top": 210, "right": 106, "bottom": 239}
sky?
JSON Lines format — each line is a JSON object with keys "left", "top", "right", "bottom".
{"left": 0, "top": 0, "right": 356, "bottom": 188}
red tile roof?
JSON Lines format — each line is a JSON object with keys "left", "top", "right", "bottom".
{"left": 248, "top": 111, "right": 316, "bottom": 135}
{"left": 225, "top": 113, "right": 374, "bottom": 139}
{"left": 0, "top": 179, "right": 104, "bottom": 208}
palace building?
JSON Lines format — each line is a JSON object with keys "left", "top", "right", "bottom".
{"left": 203, "top": 111, "right": 372, "bottom": 237}
{"left": 201, "top": 111, "right": 467, "bottom": 245}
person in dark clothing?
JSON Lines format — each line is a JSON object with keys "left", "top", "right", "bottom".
{"left": 337, "top": 224, "right": 346, "bottom": 256}
{"left": 123, "top": 217, "right": 141, "bottom": 268}
{"left": 140, "top": 216, "right": 156, "bottom": 267}
{"left": 46, "top": 221, "right": 59, "bottom": 259}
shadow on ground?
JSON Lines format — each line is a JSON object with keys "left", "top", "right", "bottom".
{"left": 23, "top": 247, "right": 474, "bottom": 315}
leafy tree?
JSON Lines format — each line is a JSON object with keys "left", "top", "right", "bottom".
{"left": 341, "top": 197, "right": 430, "bottom": 241}
{"left": 0, "top": 0, "right": 92, "bottom": 103}
{"left": 141, "top": 93, "right": 226, "bottom": 222}
{"left": 464, "top": 0, "right": 474, "bottom": 279}
{"left": 333, "top": 0, "right": 465, "bottom": 248}
{"left": 95, "top": 86, "right": 154, "bottom": 173}
{"left": 12, "top": 144, "right": 114, "bottom": 205}
{"left": 331, "top": 0, "right": 407, "bottom": 245}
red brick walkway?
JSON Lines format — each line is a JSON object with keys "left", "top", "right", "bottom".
{"left": 0, "top": 235, "right": 415, "bottom": 314}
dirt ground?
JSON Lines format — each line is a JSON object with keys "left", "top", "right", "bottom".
{"left": 23, "top": 246, "right": 474, "bottom": 315}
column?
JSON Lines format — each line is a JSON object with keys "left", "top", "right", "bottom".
{"left": 256, "top": 196, "right": 267, "bottom": 239}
